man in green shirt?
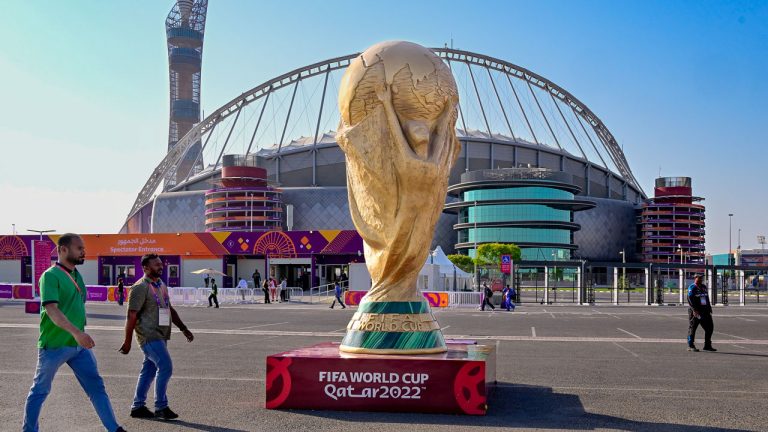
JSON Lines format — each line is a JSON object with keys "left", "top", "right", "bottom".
{"left": 23, "top": 233, "right": 125, "bottom": 432}
{"left": 119, "top": 253, "right": 194, "bottom": 421}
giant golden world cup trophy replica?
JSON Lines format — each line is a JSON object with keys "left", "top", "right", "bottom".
{"left": 337, "top": 41, "right": 460, "bottom": 354}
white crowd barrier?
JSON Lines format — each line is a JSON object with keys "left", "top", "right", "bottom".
{"left": 167, "top": 287, "right": 307, "bottom": 305}
{"left": 168, "top": 288, "right": 199, "bottom": 305}
{"left": 448, "top": 291, "right": 482, "bottom": 308}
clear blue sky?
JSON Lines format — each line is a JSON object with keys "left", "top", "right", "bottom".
{"left": 1, "top": 0, "right": 766, "bottom": 253}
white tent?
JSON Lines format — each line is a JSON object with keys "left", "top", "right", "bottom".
{"left": 424, "top": 246, "right": 471, "bottom": 277}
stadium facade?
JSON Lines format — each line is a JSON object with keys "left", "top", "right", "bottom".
{"left": 122, "top": 41, "right": 656, "bottom": 269}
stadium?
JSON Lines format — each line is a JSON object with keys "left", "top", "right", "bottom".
{"left": 122, "top": 0, "right": 648, "bottom": 265}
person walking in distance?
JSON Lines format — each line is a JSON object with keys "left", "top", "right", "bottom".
{"left": 252, "top": 270, "right": 261, "bottom": 297}
{"left": 687, "top": 274, "right": 716, "bottom": 352}
{"left": 119, "top": 254, "right": 194, "bottom": 421}
{"left": 203, "top": 274, "right": 210, "bottom": 289}
{"left": 261, "top": 278, "right": 271, "bottom": 304}
{"left": 237, "top": 277, "right": 248, "bottom": 303}
{"left": 501, "top": 285, "right": 509, "bottom": 310}
{"left": 330, "top": 281, "right": 346, "bottom": 309}
{"left": 279, "top": 277, "right": 287, "bottom": 302}
{"left": 116, "top": 277, "right": 125, "bottom": 307}
{"left": 505, "top": 284, "right": 516, "bottom": 311}
{"left": 208, "top": 278, "right": 219, "bottom": 308}
{"left": 269, "top": 277, "right": 277, "bottom": 303}
{"left": 23, "top": 233, "right": 126, "bottom": 432}
{"left": 481, "top": 283, "right": 495, "bottom": 311}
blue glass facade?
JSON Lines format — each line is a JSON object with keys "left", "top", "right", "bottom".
{"left": 447, "top": 169, "right": 595, "bottom": 261}
{"left": 464, "top": 187, "right": 574, "bottom": 201}
{"left": 459, "top": 205, "right": 570, "bottom": 224}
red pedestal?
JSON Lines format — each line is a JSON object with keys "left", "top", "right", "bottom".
{"left": 25, "top": 300, "right": 41, "bottom": 314}
{"left": 266, "top": 340, "right": 496, "bottom": 415}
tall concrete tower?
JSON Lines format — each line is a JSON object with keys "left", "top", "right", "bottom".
{"left": 165, "top": 0, "right": 208, "bottom": 189}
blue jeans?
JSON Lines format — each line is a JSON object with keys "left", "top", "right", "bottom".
{"left": 132, "top": 339, "right": 173, "bottom": 410}
{"left": 23, "top": 346, "right": 120, "bottom": 432}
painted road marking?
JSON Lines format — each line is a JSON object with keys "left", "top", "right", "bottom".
{"left": 612, "top": 341, "right": 640, "bottom": 358}
{"left": 715, "top": 331, "right": 747, "bottom": 340}
{"left": 0, "top": 370, "right": 262, "bottom": 382}
{"left": 196, "top": 335, "right": 279, "bottom": 355}
{"left": 2, "top": 323, "right": 768, "bottom": 345}
{"left": 617, "top": 328, "right": 642, "bottom": 339}
{"left": 237, "top": 322, "right": 289, "bottom": 330}
{"left": 495, "top": 383, "right": 768, "bottom": 395}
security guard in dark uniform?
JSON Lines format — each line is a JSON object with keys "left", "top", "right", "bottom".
{"left": 687, "top": 274, "right": 716, "bottom": 352}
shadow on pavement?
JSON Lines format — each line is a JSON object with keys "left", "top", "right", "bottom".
{"left": 294, "top": 383, "right": 752, "bottom": 431}
{"left": 711, "top": 351, "right": 768, "bottom": 358}
{"left": 170, "top": 420, "right": 250, "bottom": 432}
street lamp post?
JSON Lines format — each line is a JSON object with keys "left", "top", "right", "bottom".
{"left": 619, "top": 249, "right": 626, "bottom": 290}
{"left": 473, "top": 200, "right": 478, "bottom": 291}
{"left": 551, "top": 251, "right": 557, "bottom": 289}
{"left": 27, "top": 229, "right": 55, "bottom": 241}
{"left": 729, "top": 213, "right": 734, "bottom": 266}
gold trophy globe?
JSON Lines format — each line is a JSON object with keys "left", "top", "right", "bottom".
{"left": 336, "top": 41, "right": 460, "bottom": 354}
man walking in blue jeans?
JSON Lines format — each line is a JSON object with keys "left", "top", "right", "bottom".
{"left": 23, "top": 233, "right": 125, "bottom": 432}
{"left": 329, "top": 281, "right": 346, "bottom": 309}
{"left": 118, "top": 254, "right": 194, "bottom": 421}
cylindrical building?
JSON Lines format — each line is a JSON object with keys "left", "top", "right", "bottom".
{"left": 204, "top": 155, "right": 283, "bottom": 232}
{"left": 444, "top": 168, "right": 596, "bottom": 260}
{"left": 640, "top": 177, "right": 706, "bottom": 264}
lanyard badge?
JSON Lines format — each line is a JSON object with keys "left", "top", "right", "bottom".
{"left": 55, "top": 264, "right": 83, "bottom": 296}
{"left": 146, "top": 278, "right": 170, "bottom": 308}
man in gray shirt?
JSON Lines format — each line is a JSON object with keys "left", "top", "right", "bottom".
{"left": 118, "top": 254, "right": 194, "bottom": 421}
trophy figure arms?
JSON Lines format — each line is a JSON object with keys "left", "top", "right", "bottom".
{"left": 375, "top": 82, "right": 459, "bottom": 169}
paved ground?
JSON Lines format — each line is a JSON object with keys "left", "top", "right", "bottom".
{"left": 1, "top": 301, "right": 767, "bottom": 432}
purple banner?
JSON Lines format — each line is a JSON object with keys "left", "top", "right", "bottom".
{"left": 33, "top": 240, "right": 54, "bottom": 297}
{"left": 0, "top": 284, "right": 12, "bottom": 299}
{"left": 86, "top": 286, "right": 109, "bottom": 302}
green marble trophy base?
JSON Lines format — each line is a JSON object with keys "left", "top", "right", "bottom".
{"left": 339, "top": 298, "right": 447, "bottom": 355}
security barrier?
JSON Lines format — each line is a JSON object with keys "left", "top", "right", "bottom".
{"left": 448, "top": 291, "right": 482, "bottom": 308}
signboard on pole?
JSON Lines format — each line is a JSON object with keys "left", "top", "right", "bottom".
{"left": 500, "top": 255, "right": 512, "bottom": 274}
{"left": 32, "top": 240, "right": 53, "bottom": 298}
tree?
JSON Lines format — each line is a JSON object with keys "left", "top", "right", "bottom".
{"left": 475, "top": 243, "right": 522, "bottom": 267}
{"left": 447, "top": 254, "right": 474, "bottom": 273}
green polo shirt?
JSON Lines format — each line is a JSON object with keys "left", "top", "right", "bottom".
{"left": 38, "top": 264, "right": 87, "bottom": 349}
